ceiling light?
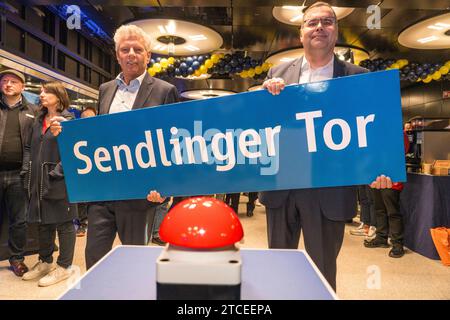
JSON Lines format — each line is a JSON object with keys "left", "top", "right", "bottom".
{"left": 417, "top": 35, "right": 439, "bottom": 43}
{"left": 398, "top": 12, "right": 450, "bottom": 49}
{"left": 129, "top": 19, "right": 223, "bottom": 56}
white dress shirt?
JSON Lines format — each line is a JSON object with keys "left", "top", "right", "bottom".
{"left": 299, "top": 55, "right": 334, "bottom": 84}
{"left": 109, "top": 71, "right": 147, "bottom": 114}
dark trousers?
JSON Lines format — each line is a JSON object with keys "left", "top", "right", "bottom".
{"left": 85, "top": 201, "right": 156, "bottom": 269}
{"left": 357, "top": 185, "right": 376, "bottom": 226}
{"left": 76, "top": 203, "right": 88, "bottom": 226}
{"left": 38, "top": 221, "right": 76, "bottom": 268}
{"left": 226, "top": 193, "right": 240, "bottom": 213}
{"left": 265, "top": 190, "right": 345, "bottom": 291}
{"left": 0, "top": 169, "right": 27, "bottom": 263}
{"left": 372, "top": 189, "right": 403, "bottom": 245}
{"left": 247, "top": 192, "right": 258, "bottom": 212}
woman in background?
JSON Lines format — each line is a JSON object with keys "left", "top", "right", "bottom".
{"left": 22, "top": 81, "right": 77, "bottom": 286}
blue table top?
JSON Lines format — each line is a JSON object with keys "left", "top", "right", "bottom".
{"left": 60, "top": 245, "right": 336, "bottom": 300}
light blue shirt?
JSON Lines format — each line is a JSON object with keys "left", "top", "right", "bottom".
{"left": 108, "top": 71, "right": 147, "bottom": 114}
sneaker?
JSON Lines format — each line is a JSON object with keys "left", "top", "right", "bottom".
{"left": 151, "top": 237, "right": 167, "bottom": 246}
{"left": 349, "top": 223, "right": 368, "bottom": 236}
{"left": 389, "top": 245, "right": 405, "bottom": 258}
{"left": 365, "top": 226, "right": 377, "bottom": 240}
{"left": 364, "top": 237, "right": 389, "bottom": 248}
{"left": 38, "top": 265, "right": 73, "bottom": 287}
{"left": 22, "top": 261, "right": 55, "bottom": 281}
{"left": 76, "top": 225, "right": 87, "bottom": 237}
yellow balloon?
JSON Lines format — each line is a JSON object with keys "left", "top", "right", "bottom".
{"left": 247, "top": 68, "right": 255, "bottom": 77}
{"left": 439, "top": 66, "right": 449, "bottom": 75}
{"left": 390, "top": 63, "right": 400, "bottom": 69}
{"left": 194, "top": 70, "right": 202, "bottom": 77}
{"left": 423, "top": 75, "right": 432, "bottom": 83}
{"left": 218, "top": 53, "right": 225, "bottom": 59}
{"left": 445, "top": 60, "right": 450, "bottom": 69}
{"left": 148, "top": 68, "right": 156, "bottom": 77}
{"left": 160, "top": 58, "right": 168, "bottom": 68}
{"left": 255, "top": 66, "right": 263, "bottom": 75}
{"left": 205, "top": 59, "right": 213, "bottom": 68}
{"left": 211, "top": 54, "right": 219, "bottom": 64}
{"left": 168, "top": 57, "right": 175, "bottom": 65}
{"left": 200, "top": 65, "right": 208, "bottom": 74}
{"left": 262, "top": 62, "right": 270, "bottom": 72}
{"left": 432, "top": 71, "right": 441, "bottom": 80}
{"left": 153, "top": 63, "right": 162, "bottom": 73}
{"left": 240, "top": 70, "right": 248, "bottom": 78}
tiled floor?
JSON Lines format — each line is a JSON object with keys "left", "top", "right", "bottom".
{"left": 0, "top": 196, "right": 449, "bottom": 300}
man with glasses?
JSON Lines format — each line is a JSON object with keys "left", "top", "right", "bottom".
{"left": 260, "top": 2, "right": 368, "bottom": 291}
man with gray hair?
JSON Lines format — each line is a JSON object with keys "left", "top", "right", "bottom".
{"left": 51, "top": 24, "right": 179, "bottom": 269}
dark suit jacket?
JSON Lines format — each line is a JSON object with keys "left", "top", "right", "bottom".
{"left": 259, "top": 55, "right": 368, "bottom": 221}
{"left": 97, "top": 72, "right": 179, "bottom": 210}
{"left": 98, "top": 72, "right": 179, "bottom": 115}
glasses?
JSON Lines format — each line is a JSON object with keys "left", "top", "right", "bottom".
{"left": 303, "top": 17, "right": 336, "bottom": 28}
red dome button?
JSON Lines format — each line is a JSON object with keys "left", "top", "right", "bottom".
{"left": 159, "top": 197, "right": 244, "bottom": 249}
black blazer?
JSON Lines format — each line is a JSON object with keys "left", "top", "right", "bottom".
{"left": 259, "top": 55, "right": 368, "bottom": 221}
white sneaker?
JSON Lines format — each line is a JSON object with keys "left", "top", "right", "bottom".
{"left": 38, "top": 265, "right": 73, "bottom": 287}
{"left": 349, "top": 222, "right": 367, "bottom": 236}
{"left": 365, "top": 226, "right": 377, "bottom": 240}
{"left": 22, "top": 261, "right": 55, "bottom": 281}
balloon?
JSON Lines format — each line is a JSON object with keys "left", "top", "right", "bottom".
{"left": 199, "top": 65, "right": 208, "bottom": 74}
{"left": 211, "top": 54, "right": 220, "bottom": 63}
{"left": 255, "top": 66, "right": 263, "bottom": 74}
{"left": 187, "top": 67, "right": 194, "bottom": 75}
{"left": 153, "top": 63, "right": 162, "bottom": 73}
{"left": 150, "top": 59, "right": 155, "bottom": 66}
{"left": 240, "top": 70, "right": 248, "bottom": 78}
{"left": 235, "top": 65, "right": 243, "bottom": 73}
{"left": 174, "top": 68, "right": 181, "bottom": 76}
{"left": 423, "top": 75, "right": 432, "bottom": 83}
{"left": 160, "top": 58, "right": 168, "bottom": 68}
{"left": 173, "top": 60, "right": 180, "bottom": 68}
{"left": 431, "top": 71, "right": 441, "bottom": 80}
{"left": 148, "top": 68, "right": 156, "bottom": 77}
{"left": 262, "top": 62, "right": 270, "bottom": 72}
{"left": 168, "top": 57, "right": 175, "bottom": 65}
{"left": 179, "top": 62, "right": 188, "bottom": 71}
{"left": 198, "top": 56, "right": 205, "bottom": 64}
{"left": 156, "top": 57, "right": 161, "bottom": 62}
{"left": 439, "top": 66, "right": 449, "bottom": 75}
{"left": 205, "top": 59, "right": 213, "bottom": 68}
{"left": 192, "top": 61, "right": 200, "bottom": 70}
{"left": 445, "top": 60, "right": 450, "bottom": 69}
{"left": 186, "top": 57, "right": 194, "bottom": 66}
{"left": 194, "top": 69, "right": 202, "bottom": 77}
{"left": 247, "top": 68, "right": 255, "bottom": 77}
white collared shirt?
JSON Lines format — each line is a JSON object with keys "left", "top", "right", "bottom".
{"left": 299, "top": 55, "right": 334, "bottom": 84}
{"left": 109, "top": 71, "right": 147, "bottom": 114}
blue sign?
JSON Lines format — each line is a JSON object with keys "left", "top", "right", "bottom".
{"left": 58, "top": 70, "right": 406, "bottom": 202}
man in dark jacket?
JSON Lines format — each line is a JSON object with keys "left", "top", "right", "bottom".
{"left": 0, "top": 69, "right": 38, "bottom": 276}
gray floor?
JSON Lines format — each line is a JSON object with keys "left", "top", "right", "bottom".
{"left": 0, "top": 196, "right": 449, "bottom": 300}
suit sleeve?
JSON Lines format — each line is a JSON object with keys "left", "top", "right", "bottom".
{"left": 164, "top": 85, "right": 181, "bottom": 104}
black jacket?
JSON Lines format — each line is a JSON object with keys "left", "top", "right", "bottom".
{"left": 24, "top": 109, "right": 77, "bottom": 224}
{"left": 0, "top": 95, "right": 38, "bottom": 167}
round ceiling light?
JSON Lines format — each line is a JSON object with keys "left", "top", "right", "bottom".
{"left": 272, "top": 6, "right": 355, "bottom": 26}
{"left": 181, "top": 89, "right": 236, "bottom": 100}
{"left": 265, "top": 46, "right": 370, "bottom": 67}
{"left": 128, "top": 19, "right": 223, "bottom": 56}
{"left": 398, "top": 12, "right": 450, "bottom": 49}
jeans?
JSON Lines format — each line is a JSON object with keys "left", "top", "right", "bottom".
{"left": 39, "top": 221, "right": 76, "bottom": 268}
{"left": 152, "top": 201, "right": 169, "bottom": 238}
{"left": 0, "top": 169, "right": 27, "bottom": 263}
